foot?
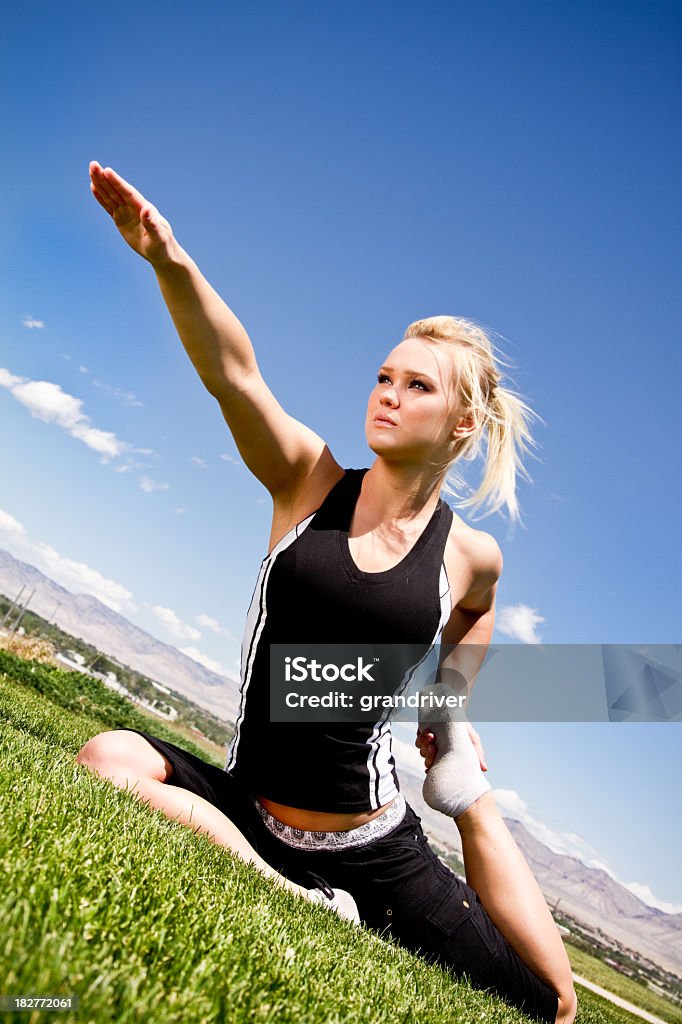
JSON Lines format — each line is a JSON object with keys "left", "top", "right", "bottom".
{"left": 419, "top": 684, "right": 491, "bottom": 819}
{"left": 306, "top": 885, "right": 361, "bottom": 924}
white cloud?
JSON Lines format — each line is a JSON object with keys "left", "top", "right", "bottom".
{"left": 493, "top": 789, "right": 607, "bottom": 866}
{"left": 220, "top": 453, "right": 242, "bottom": 466}
{"left": 390, "top": 732, "right": 682, "bottom": 917}
{"left": 0, "top": 368, "right": 25, "bottom": 388}
{"left": 179, "top": 646, "right": 229, "bottom": 676}
{"left": 175, "top": 508, "right": 185, "bottom": 515}
{"left": 624, "top": 882, "right": 682, "bottom": 915}
{"left": 0, "top": 506, "right": 136, "bottom": 614}
{"left": 148, "top": 605, "right": 201, "bottom": 641}
{"left": 492, "top": 788, "right": 682, "bottom": 914}
{"left": 0, "top": 510, "right": 27, "bottom": 538}
{"left": 492, "top": 788, "right": 530, "bottom": 820}
{"left": 79, "top": 366, "right": 90, "bottom": 374}
{"left": 195, "top": 613, "right": 229, "bottom": 637}
{"left": 92, "top": 377, "right": 144, "bottom": 408}
{"left": 191, "top": 456, "right": 207, "bottom": 469}
{"left": 22, "top": 316, "right": 45, "bottom": 329}
{"left": 133, "top": 447, "right": 156, "bottom": 456}
{"left": 497, "top": 604, "right": 545, "bottom": 644}
{"left": 139, "top": 477, "right": 170, "bottom": 494}
{"left": 0, "top": 370, "right": 127, "bottom": 460}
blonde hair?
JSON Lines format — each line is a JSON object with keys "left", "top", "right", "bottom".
{"left": 402, "top": 315, "right": 542, "bottom": 525}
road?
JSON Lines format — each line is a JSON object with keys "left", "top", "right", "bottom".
{"left": 573, "top": 973, "right": 672, "bottom": 1024}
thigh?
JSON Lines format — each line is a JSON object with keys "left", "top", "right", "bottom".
{"left": 119, "top": 731, "right": 318, "bottom": 886}
{"left": 294, "top": 803, "right": 558, "bottom": 1024}
{"left": 413, "top": 876, "right": 558, "bottom": 1023}
{"left": 121, "top": 730, "right": 265, "bottom": 848}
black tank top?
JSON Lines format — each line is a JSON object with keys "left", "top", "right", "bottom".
{"left": 226, "top": 468, "right": 454, "bottom": 812}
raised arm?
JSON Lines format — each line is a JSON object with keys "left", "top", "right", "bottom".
{"left": 89, "top": 162, "right": 336, "bottom": 497}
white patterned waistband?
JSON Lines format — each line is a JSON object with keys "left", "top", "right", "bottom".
{"left": 255, "top": 793, "right": 407, "bottom": 851}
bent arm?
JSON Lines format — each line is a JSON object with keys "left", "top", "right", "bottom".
{"left": 417, "top": 532, "right": 502, "bottom": 770}
{"left": 436, "top": 530, "right": 503, "bottom": 701}
{"left": 437, "top": 603, "right": 496, "bottom": 703}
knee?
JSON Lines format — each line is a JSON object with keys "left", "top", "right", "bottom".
{"left": 76, "top": 730, "right": 168, "bottom": 785}
{"left": 76, "top": 730, "right": 123, "bottom": 771}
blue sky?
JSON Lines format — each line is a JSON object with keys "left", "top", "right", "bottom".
{"left": 1, "top": 2, "right": 680, "bottom": 909}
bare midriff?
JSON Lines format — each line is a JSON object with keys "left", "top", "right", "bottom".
{"left": 257, "top": 796, "right": 396, "bottom": 831}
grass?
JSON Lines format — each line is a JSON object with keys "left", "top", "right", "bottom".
{"left": 0, "top": 649, "right": 664, "bottom": 1024}
{"left": 566, "top": 943, "right": 682, "bottom": 1024}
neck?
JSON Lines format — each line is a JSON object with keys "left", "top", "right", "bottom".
{"left": 362, "top": 459, "right": 444, "bottom": 529}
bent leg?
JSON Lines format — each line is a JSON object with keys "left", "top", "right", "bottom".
{"left": 456, "top": 793, "right": 576, "bottom": 1024}
{"left": 318, "top": 803, "right": 562, "bottom": 1024}
{"left": 75, "top": 730, "right": 307, "bottom": 896}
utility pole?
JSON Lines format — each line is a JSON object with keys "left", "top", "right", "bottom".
{"left": 10, "top": 589, "right": 36, "bottom": 633}
{"left": 1, "top": 585, "right": 25, "bottom": 628}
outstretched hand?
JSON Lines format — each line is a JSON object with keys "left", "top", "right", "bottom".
{"left": 416, "top": 723, "right": 488, "bottom": 773}
{"left": 89, "top": 161, "right": 178, "bottom": 265}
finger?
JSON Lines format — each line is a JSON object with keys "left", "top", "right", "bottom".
{"left": 91, "top": 169, "right": 123, "bottom": 210}
{"left": 102, "top": 166, "right": 146, "bottom": 209}
{"left": 95, "top": 171, "right": 125, "bottom": 209}
{"left": 90, "top": 183, "right": 114, "bottom": 217}
{"left": 140, "top": 206, "right": 163, "bottom": 235}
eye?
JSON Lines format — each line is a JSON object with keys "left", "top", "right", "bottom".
{"left": 376, "top": 373, "right": 430, "bottom": 391}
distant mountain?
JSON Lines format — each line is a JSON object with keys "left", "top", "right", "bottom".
{"left": 3, "top": 546, "right": 681, "bottom": 976}
{"left": 506, "top": 817, "right": 682, "bottom": 977}
{"left": 396, "top": 760, "right": 682, "bottom": 977}
{"left": 0, "top": 548, "right": 240, "bottom": 723}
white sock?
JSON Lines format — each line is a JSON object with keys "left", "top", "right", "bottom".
{"left": 418, "top": 683, "right": 491, "bottom": 819}
{"left": 307, "top": 886, "right": 360, "bottom": 924}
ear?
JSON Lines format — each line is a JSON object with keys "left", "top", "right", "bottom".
{"left": 452, "top": 411, "right": 478, "bottom": 441}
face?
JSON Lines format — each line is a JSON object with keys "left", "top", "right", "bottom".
{"left": 365, "top": 337, "right": 473, "bottom": 463}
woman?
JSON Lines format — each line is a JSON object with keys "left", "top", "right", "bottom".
{"left": 77, "top": 162, "right": 577, "bottom": 1024}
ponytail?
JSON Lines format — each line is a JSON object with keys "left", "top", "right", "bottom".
{"left": 402, "top": 316, "right": 542, "bottom": 525}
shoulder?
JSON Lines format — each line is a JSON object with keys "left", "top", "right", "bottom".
{"left": 444, "top": 515, "right": 503, "bottom": 612}
{"left": 268, "top": 454, "right": 347, "bottom": 554}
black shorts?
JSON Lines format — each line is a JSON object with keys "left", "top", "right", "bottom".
{"left": 127, "top": 729, "right": 558, "bottom": 1024}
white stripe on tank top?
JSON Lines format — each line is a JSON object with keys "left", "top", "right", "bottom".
{"left": 226, "top": 513, "right": 453, "bottom": 811}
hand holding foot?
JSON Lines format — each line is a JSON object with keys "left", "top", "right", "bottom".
{"left": 417, "top": 684, "right": 491, "bottom": 820}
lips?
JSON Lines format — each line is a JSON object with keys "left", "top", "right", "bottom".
{"left": 374, "top": 414, "right": 397, "bottom": 426}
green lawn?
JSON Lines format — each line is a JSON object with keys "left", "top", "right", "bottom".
{"left": 0, "top": 650, "right": 661, "bottom": 1024}
{"left": 566, "top": 942, "right": 681, "bottom": 1024}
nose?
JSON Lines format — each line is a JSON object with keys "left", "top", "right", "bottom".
{"left": 380, "top": 387, "right": 398, "bottom": 407}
